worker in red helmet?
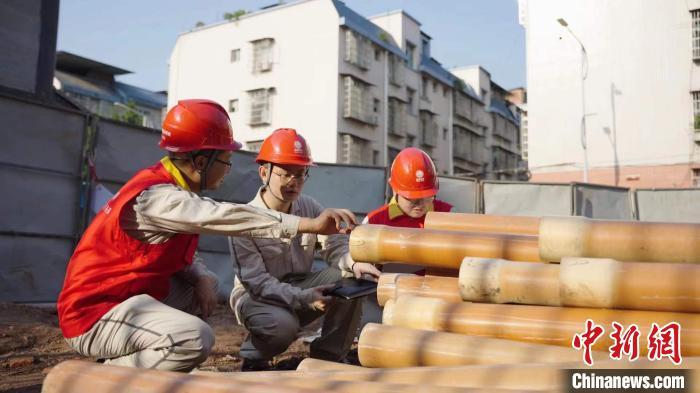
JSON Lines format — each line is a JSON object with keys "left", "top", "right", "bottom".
{"left": 366, "top": 147, "right": 452, "bottom": 228}
{"left": 229, "top": 128, "right": 381, "bottom": 370}
{"left": 57, "top": 100, "right": 356, "bottom": 372}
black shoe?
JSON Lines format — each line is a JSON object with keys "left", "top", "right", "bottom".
{"left": 241, "top": 358, "right": 271, "bottom": 372}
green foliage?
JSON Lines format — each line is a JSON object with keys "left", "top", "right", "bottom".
{"left": 453, "top": 78, "right": 466, "bottom": 91}
{"left": 112, "top": 101, "right": 144, "bottom": 126}
{"left": 224, "top": 9, "right": 247, "bottom": 21}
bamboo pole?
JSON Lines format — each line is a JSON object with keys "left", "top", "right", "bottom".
{"left": 539, "top": 216, "right": 700, "bottom": 263}
{"left": 357, "top": 323, "right": 587, "bottom": 368}
{"left": 280, "top": 358, "right": 700, "bottom": 392}
{"left": 350, "top": 225, "right": 541, "bottom": 269}
{"left": 425, "top": 212, "right": 540, "bottom": 236}
{"left": 377, "top": 273, "right": 462, "bottom": 306}
{"left": 41, "top": 360, "right": 319, "bottom": 393}
{"left": 384, "top": 296, "right": 700, "bottom": 356}
{"left": 459, "top": 257, "right": 700, "bottom": 313}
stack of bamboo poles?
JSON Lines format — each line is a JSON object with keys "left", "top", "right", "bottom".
{"left": 42, "top": 213, "right": 700, "bottom": 392}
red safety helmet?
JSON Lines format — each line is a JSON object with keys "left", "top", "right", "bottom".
{"left": 389, "top": 147, "right": 439, "bottom": 199}
{"left": 159, "top": 99, "right": 242, "bottom": 152}
{"left": 255, "top": 128, "right": 315, "bottom": 166}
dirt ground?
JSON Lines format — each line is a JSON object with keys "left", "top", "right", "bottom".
{"left": 0, "top": 303, "right": 312, "bottom": 393}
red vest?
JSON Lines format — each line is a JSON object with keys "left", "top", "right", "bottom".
{"left": 366, "top": 199, "right": 453, "bottom": 228}
{"left": 57, "top": 162, "right": 199, "bottom": 338}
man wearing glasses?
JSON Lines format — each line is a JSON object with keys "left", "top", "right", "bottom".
{"left": 229, "top": 128, "right": 381, "bottom": 370}
{"left": 57, "top": 101, "right": 357, "bottom": 373}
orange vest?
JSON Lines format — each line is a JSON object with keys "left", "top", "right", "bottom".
{"left": 57, "top": 162, "right": 198, "bottom": 338}
{"left": 366, "top": 199, "right": 453, "bottom": 228}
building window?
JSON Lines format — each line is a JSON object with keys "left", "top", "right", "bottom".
{"left": 443, "top": 85, "right": 449, "bottom": 97}
{"left": 340, "top": 134, "right": 372, "bottom": 165}
{"left": 230, "top": 49, "right": 240, "bottom": 63}
{"left": 419, "top": 111, "right": 437, "bottom": 147}
{"left": 388, "top": 98, "right": 406, "bottom": 136}
{"left": 407, "top": 135, "right": 415, "bottom": 147}
{"left": 443, "top": 127, "right": 448, "bottom": 140}
{"left": 343, "top": 76, "right": 376, "bottom": 124}
{"left": 373, "top": 150, "right": 380, "bottom": 166}
{"left": 433, "top": 81, "right": 438, "bottom": 93}
{"left": 693, "top": 91, "right": 700, "bottom": 130}
{"left": 248, "top": 89, "right": 272, "bottom": 125}
{"left": 693, "top": 168, "right": 700, "bottom": 187}
{"left": 388, "top": 54, "right": 403, "bottom": 86}
{"left": 345, "top": 30, "right": 370, "bottom": 69}
{"left": 373, "top": 98, "right": 380, "bottom": 113}
{"left": 405, "top": 41, "right": 416, "bottom": 69}
{"left": 421, "top": 77, "right": 429, "bottom": 100}
{"left": 406, "top": 88, "right": 416, "bottom": 116}
{"left": 374, "top": 49, "right": 381, "bottom": 61}
{"left": 388, "top": 147, "right": 401, "bottom": 164}
{"left": 228, "top": 99, "right": 238, "bottom": 113}
{"left": 247, "top": 140, "right": 263, "bottom": 152}
{"left": 252, "top": 38, "right": 274, "bottom": 73}
{"left": 693, "top": 10, "right": 700, "bottom": 60}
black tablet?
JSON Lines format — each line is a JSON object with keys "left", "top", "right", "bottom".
{"left": 323, "top": 278, "right": 377, "bottom": 300}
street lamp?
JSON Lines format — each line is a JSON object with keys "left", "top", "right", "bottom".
{"left": 558, "top": 18, "right": 589, "bottom": 183}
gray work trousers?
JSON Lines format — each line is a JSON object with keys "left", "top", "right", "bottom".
{"left": 237, "top": 267, "right": 362, "bottom": 362}
{"left": 65, "top": 275, "right": 216, "bottom": 372}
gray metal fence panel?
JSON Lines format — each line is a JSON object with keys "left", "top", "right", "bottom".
{"left": 303, "top": 164, "right": 386, "bottom": 214}
{"left": 199, "top": 251, "right": 234, "bottom": 302}
{"left": 0, "top": 166, "right": 78, "bottom": 236}
{"left": 573, "top": 183, "right": 632, "bottom": 219}
{"left": 94, "top": 120, "right": 162, "bottom": 182}
{"left": 636, "top": 189, "right": 700, "bottom": 223}
{"left": 483, "top": 182, "right": 572, "bottom": 216}
{"left": 0, "top": 236, "right": 73, "bottom": 302}
{"left": 198, "top": 235, "right": 230, "bottom": 254}
{"left": 1, "top": 96, "right": 84, "bottom": 175}
{"left": 437, "top": 176, "right": 478, "bottom": 213}
{"left": 206, "top": 150, "right": 261, "bottom": 203}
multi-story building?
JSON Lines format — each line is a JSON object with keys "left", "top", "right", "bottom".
{"left": 521, "top": 0, "right": 700, "bottom": 187}
{"left": 168, "top": 0, "right": 523, "bottom": 178}
{"left": 452, "top": 66, "right": 525, "bottom": 179}
{"left": 507, "top": 87, "right": 528, "bottom": 163}
{"left": 53, "top": 52, "right": 166, "bottom": 129}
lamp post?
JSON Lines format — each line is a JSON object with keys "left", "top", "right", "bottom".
{"left": 557, "top": 18, "right": 589, "bottom": 183}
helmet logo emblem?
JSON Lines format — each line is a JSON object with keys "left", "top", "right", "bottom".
{"left": 293, "top": 140, "right": 304, "bottom": 153}
{"left": 415, "top": 170, "right": 425, "bottom": 183}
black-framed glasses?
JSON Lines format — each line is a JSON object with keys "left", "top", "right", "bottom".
{"left": 401, "top": 195, "right": 435, "bottom": 206}
{"left": 271, "top": 170, "right": 309, "bottom": 184}
{"left": 213, "top": 158, "right": 232, "bottom": 168}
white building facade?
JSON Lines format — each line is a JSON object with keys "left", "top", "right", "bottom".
{"left": 168, "top": 0, "right": 524, "bottom": 179}
{"left": 521, "top": 0, "right": 700, "bottom": 187}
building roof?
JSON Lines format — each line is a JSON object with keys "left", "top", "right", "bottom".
{"left": 56, "top": 51, "right": 131, "bottom": 76}
{"left": 332, "top": 0, "right": 407, "bottom": 59}
{"left": 114, "top": 82, "right": 167, "bottom": 109}
{"left": 420, "top": 56, "right": 482, "bottom": 102}
{"left": 367, "top": 9, "right": 422, "bottom": 27}
{"left": 488, "top": 97, "right": 519, "bottom": 125}
{"left": 55, "top": 70, "right": 166, "bottom": 109}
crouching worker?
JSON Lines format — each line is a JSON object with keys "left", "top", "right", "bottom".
{"left": 229, "top": 128, "right": 381, "bottom": 370}
{"left": 57, "top": 100, "right": 356, "bottom": 372}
